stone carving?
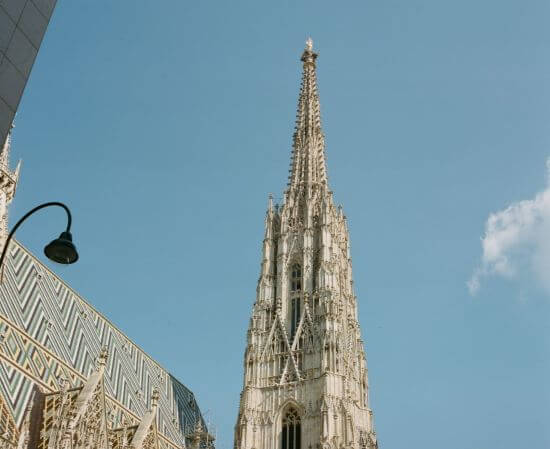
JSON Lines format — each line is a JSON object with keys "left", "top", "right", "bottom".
{"left": 0, "top": 349, "right": 214, "bottom": 449}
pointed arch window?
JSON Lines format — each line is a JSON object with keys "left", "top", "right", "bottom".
{"left": 290, "top": 297, "right": 301, "bottom": 339}
{"left": 281, "top": 408, "right": 301, "bottom": 449}
{"left": 290, "top": 264, "right": 302, "bottom": 339}
{"left": 291, "top": 264, "right": 302, "bottom": 292}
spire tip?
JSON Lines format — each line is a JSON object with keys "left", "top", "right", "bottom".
{"left": 306, "top": 37, "right": 313, "bottom": 52}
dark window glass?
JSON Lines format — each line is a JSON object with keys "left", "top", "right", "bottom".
{"left": 282, "top": 409, "right": 301, "bottom": 449}
{"left": 291, "top": 297, "right": 301, "bottom": 339}
{"left": 291, "top": 264, "right": 302, "bottom": 291}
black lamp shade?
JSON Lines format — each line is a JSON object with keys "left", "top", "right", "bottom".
{"left": 44, "top": 231, "right": 79, "bottom": 264}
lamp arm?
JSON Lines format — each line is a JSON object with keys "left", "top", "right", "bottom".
{"left": 0, "top": 202, "right": 72, "bottom": 274}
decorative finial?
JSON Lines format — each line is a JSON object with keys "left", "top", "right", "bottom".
{"left": 301, "top": 37, "right": 318, "bottom": 65}
{"left": 151, "top": 388, "right": 160, "bottom": 408}
{"left": 97, "top": 346, "right": 108, "bottom": 369}
{"left": 194, "top": 419, "right": 204, "bottom": 433}
{"left": 0, "top": 131, "right": 11, "bottom": 169}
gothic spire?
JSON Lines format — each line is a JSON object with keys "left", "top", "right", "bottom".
{"left": 0, "top": 128, "right": 20, "bottom": 180}
{"left": 0, "top": 131, "right": 11, "bottom": 170}
{"left": 288, "top": 38, "right": 328, "bottom": 190}
{"left": 0, "top": 131, "right": 20, "bottom": 242}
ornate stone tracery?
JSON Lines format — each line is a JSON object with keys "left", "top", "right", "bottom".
{"left": 0, "top": 347, "right": 215, "bottom": 449}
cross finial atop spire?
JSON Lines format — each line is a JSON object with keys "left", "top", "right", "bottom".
{"left": 306, "top": 37, "right": 313, "bottom": 51}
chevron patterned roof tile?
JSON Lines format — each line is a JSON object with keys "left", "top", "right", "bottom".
{"left": 0, "top": 241, "right": 205, "bottom": 447}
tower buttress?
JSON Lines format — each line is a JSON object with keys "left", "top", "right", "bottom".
{"left": 234, "top": 41, "right": 378, "bottom": 449}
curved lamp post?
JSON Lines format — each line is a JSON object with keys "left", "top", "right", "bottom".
{"left": 0, "top": 202, "right": 79, "bottom": 280}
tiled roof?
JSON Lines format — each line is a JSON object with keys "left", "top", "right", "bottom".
{"left": 0, "top": 241, "right": 204, "bottom": 448}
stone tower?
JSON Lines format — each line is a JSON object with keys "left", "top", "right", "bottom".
{"left": 0, "top": 132, "right": 20, "bottom": 249}
{"left": 234, "top": 41, "right": 378, "bottom": 449}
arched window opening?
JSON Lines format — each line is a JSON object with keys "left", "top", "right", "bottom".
{"left": 291, "top": 264, "right": 302, "bottom": 291}
{"left": 296, "top": 352, "right": 303, "bottom": 371}
{"left": 290, "top": 264, "right": 302, "bottom": 339}
{"left": 290, "top": 297, "right": 301, "bottom": 339}
{"left": 247, "top": 360, "right": 253, "bottom": 384}
{"left": 282, "top": 408, "right": 301, "bottom": 449}
{"left": 359, "top": 433, "right": 368, "bottom": 449}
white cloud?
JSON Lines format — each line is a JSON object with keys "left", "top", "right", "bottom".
{"left": 468, "top": 158, "right": 550, "bottom": 295}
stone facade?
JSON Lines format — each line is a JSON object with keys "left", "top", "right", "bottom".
{"left": 234, "top": 41, "right": 378, "bottom": 449}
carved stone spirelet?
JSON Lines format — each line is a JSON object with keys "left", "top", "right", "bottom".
{"left": 0, "top": 132, "right": 20, "bottom": 252}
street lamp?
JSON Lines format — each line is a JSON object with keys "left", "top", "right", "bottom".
{"left": 0, "top": 202, "right": 79, "bottom": 280}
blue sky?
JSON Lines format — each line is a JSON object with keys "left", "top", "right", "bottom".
{"left": 9, "top": 1, "right": 550, "bottom": 448}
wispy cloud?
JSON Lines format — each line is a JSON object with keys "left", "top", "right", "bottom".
{"left": 468, "top": 158, "right": 550, "bottom": 295}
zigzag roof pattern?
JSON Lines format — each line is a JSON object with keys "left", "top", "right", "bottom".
{"left": 0, "top": 241, "right": 205, "bottom": 449}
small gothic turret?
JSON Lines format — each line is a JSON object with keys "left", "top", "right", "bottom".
{"left": 0, "top": 131, "right": 20, "bottom": 249}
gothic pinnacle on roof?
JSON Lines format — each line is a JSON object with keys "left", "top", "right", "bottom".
{"left": 288, "top": 38, "right": 329, "bottom": 190}
{"left": 0, "top": 130, "right": 20, "bottom": 202}
{"left": 0, "top": 130, "right": 12, "bottom": 170}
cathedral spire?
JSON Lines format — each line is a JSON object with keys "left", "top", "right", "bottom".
{"left": 235, "top": 43, "right": 378, "bottom": 449}
{"left": 288, "top": 38, "right": 328, "bottom": 190}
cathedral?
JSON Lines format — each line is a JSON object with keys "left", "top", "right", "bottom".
{"left": 0, "top": 134, "right": 213, "bottom": 448}
{"left": 234, "top": 41, "right": 379, "bottom": 449}
{"left": 0, "top": 3, "right": 214, "bottom": 447}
